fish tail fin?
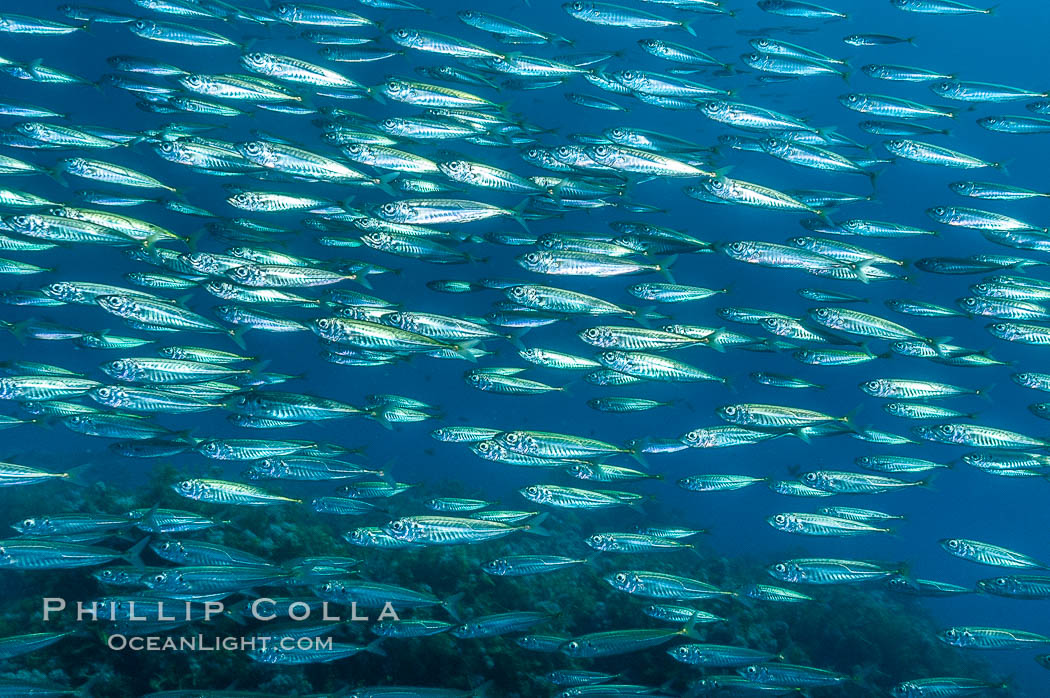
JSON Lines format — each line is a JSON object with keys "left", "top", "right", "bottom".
{"left": 62, "top": 463, "right": 94, "bottom": 487}
{"left": 703, "top": 329, "right": 727, "bottom": 353}
{"left": 229, "top": 327, "right": 249, "bottom": 350}
{"left": 248, "top": 358, "right": 271, "bottom": 377}
{"left": 123, "top": 535, "right": 151, "bottom": 568}
{"left": 627, "top": 305, "right": 665, "bottom": 327}
{"left": 453, "top": 339, "right": 480, "bottom": 362}
{"left": 362, "top": 638, "right": 387, "bottom": 657}
{"left": 680, "top": 610, "right": 703, "bottom": 639}
{"left": 185, "top": 227, "right": 205, "bottom": 252}
{"left": 368, "top": 408, "right": 395, "bottom": 431}
{"left": 841, "top": 405, "right": 863, "bottom": 432}
{"left": 442, "top": 591, "right": 465, "bottom": 621}
{"left": 524, "top": 511, "right": 551, "bottom": 536}
{"left": 511, "top": 200, "right": 531, "bottom": 232}
{"left": 74, "top": 676, "right": 101, "bottom": 697}
{"left": 45, "top": 165, "right": 68, "bottom": 187}
{"left": 733, "top": 590, "right": 755, "bottom": 609}
{"left": 374, "top": 172, "right": 399, "bottom": 197}
{"left": 503, "top": 329, "right": 527, "bottom": 351}
{"left": 680, "top": 20, "right": 696, "bottom": 37}
{"left": 656, "top": 254, "right": 678, "bottom": 283}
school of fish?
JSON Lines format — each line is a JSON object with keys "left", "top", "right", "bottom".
{"left": 0, "top": 0, "right": 1047, "bottom": 696}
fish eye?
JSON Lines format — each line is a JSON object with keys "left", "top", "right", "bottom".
{"left": 775, "top": 563, "right": 787, "bottom": 573}
{"left": 21, "top": 518, "right": 33, "bottom": 527}
{"left": 615, "top": 572, "right": 627, "bottom": 583}
{"left": 153, "top": 573, "right": 166, "bottom": 583}
{"left": 723, "top": 406, "right": 736, "bottom": 415}
{"left": 566, "top": 640, "right": 579, "bottom": 651}
{"left": 946, "top": 539, "right": 959, "bottom": 549}
{"left": 571, "top": 1, "right": 584, "bottom": 9}
{"left": 846, "top": 94, "right": 858, "bottom": 102}
{"left": 996, "top": 577, "right": 1007, "bottom": 586}
{"left": 865, "top": 380, "right": 881, "bottom": 391}
{"left": 774, "top": 515, "right": 786, "bottom": 525}
{"left": 592, "top": 145, "right": 608, "bottom": 156}
{"left": 802, "top": 472, "right": 816, "bottom": 482}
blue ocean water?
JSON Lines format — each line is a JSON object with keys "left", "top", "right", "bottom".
{"left": 1, "top": 0, "right": 1050, "bottom": 695}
